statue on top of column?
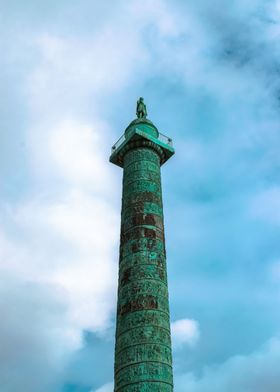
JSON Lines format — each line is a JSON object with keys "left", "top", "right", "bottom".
{"left": 136, "top": 97, "right": 147, "bottom": 119}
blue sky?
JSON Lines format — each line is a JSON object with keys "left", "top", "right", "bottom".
{"left": 1, "top": 1, "right": 280, "bottom": 391}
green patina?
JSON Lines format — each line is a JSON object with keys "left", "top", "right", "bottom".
{"left": 110, "top": 98, "right": 175, "bottom": 392}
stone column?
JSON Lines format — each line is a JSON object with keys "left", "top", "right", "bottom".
{"left": 114, "top": 141, "right": 173, "bottom": 392}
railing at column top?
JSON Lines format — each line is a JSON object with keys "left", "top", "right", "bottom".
{"left": 111, "top": 131, "right": 173, "bottom": 154}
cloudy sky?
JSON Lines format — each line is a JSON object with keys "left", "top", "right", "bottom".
{"left": 1, "top": 1, "right": 280, "bottom": 391}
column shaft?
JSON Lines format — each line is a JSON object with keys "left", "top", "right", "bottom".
{"left": 114, "top": 145, "right": 173, "bottom": 392}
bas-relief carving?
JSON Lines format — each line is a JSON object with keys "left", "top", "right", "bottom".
{"left": 124, "top": 170, "right": 160, "bottom": 184}
{"left": 119, "top": 254, "right": 166, "bottom": 272}
{"left": 119, "top": 265, "right": 167, "bottom": 287}
{"left": 115, "top": 344, "right": 172, "bottom": 369}
{"left": 119, "top": 279, "right": 168, "bottom": 299}
{"left": 125, "top": 158, "right": 159, "bottom": 172}
{"left": 119, "top": 251, "right": 166, "bottom": 270}
{"left": 118, "top": 295, "right": 159, "bottom": 316}
{"left": 124, "top": 180, "right": 161, "bottom": 195}
{"left": 115, "top": 140, "right": 173, "bottom": 390}
{"left": 116, "top": 325, "right": 171, "bottom": 352}
{"left": 122, "top": 192, "right": 163, "bottom": 209}
{"left": 116, "top": 310, "right": 170, "bottom": 334}
{"left": 125, "top": 170, "right": 160, "bottom": 182}
{"left": 117, "top": 294, "right": 170, "bottom": 316}
{"left": 116, "top": 310, "right": 170, "bottom": 335}
{"left": 125, "top": 160, "right": 159, "bottom": 173}
{"left": 122, "top": 204, "right": 163, "bottom": 220}
{"left": 121, "top": 214, "right": 163, "bottom": 233}
{"left": 124, "top": 148, "right": 160, "bottom": 166}
{"left": 116, "top": 362, "right": 173, "bottom": 388}
{"left": 116, "top": 382, "right": 172, "bottom": 392}
{"left": 120, "top": 226, "right": 164, "bottom": 245}
{"left": 121, "top": 237, "right": 165, "bottom": 257}
{"left": 120, "top": 247, "right": 166, "bottom": 265}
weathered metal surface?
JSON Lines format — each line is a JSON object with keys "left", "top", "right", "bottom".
{"left": 111, "top": 111, "right": 174, "bottom": 392}
{"left": 115, "top": 362, "right": 173, "bottom": 389}
{"left": 109, "top": 115, "right": 175, "bottom": 168}
{"left": 110, "top": 104, "right": 174, "bottom": 392}
{"left": 114, "top": 382, "right": 172, "bottom": 392}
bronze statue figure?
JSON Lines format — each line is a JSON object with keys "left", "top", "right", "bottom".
{"left": 136, "top": 97, "right": 147, "bottom": 119}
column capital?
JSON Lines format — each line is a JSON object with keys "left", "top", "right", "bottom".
{"left": 110, "top": 118, "right": 174, "bottom": 168}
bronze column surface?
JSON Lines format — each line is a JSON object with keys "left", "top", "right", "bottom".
{"left": 110, "top": 99, "right": 175, "bottom": 392}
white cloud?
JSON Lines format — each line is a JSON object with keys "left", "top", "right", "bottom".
{"left": 13, "top": 189, "right": 119, "bottom": 329}
{"left": 24, "top": 0, "right": 185, "bottom": 122}
{"left": 39, "top": 119, "right": 113, "bottom": 191}
{"left": 176, "top": 337, "right": 280, "bottom": 392}
{"left": 129, "top": 0, "right": 183, "bottom": 37}
{"left": 0, "top": 277, "right": 79, "bottom": 392}
{"left": 93, "top": 382, "right": 113, "bottom": 392}
{"left": 171, "top": 318, "right": 200, "bottom": 348}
